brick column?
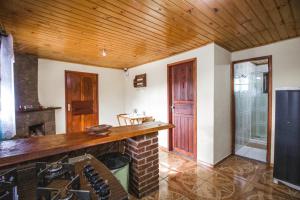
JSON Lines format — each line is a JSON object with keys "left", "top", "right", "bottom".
{"left": 125, "top": 132, "right": 159, "bottom": 198}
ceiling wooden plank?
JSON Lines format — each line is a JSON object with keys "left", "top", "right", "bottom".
{"left": 186, "top": 0, "right": 250, "bottom": 49}
{"left": 245, "top": 0, "right": 281, "bottom": 42}
{"left": 1, "top": 8, "right": 175, "bottom": 57}
{"left": 149, "top": 0, "right": 239, "bottom": 49}
{"left": 29, "top": 0, "right": 199, "bottom": 50}
{"left": 159, "top": 0, "right": 240, "bottom": 50}
{"left": 132, "top": 0, "right": 224, "bottom": 46}
{"left": 74, "top": 0, "right": 206, "bottom": 47}
{"left": 290, "top": 0, "right": 300, "bottom": 34}
{"left": 0, "top": 0, "right": 298, "bottom": 68}
{"left": 201, "top": 0, "right": 256, "bottom": 47}
{"left": 214, "top": 0, "right": 261, "bottom": 46}
{"left": 1, "top": 1, "right": 171, "bottom": 51}
{"left": 260, "top": 0, "right": 289, "bottom": 39}
{"left": 92, "top": 0, "right": 208, "bottom": 45}
{"left": 274, "top": 0, "right": 297, "bottom": 38}
{"left": 231, "top": 0, "right": 269, "bottom": 45}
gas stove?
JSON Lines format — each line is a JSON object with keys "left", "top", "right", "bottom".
{"left": 0, "top": 168, "right": 18, "bottom": 200}
{"left": 15, "top": 154, "right": 128, "bottom": 200}
{"left": 36, "top": 155, "right": 75, "bottom": 187}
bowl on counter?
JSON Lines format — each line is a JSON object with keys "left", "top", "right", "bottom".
{"left": 86, "top": 124, "right": 112, "bottom": 136}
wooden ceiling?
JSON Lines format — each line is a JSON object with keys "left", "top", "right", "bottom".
{"left": 0, "top": 0, "right": 299, "bottom": 69}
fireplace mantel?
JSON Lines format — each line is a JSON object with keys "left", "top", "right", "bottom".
{"left": 16, "top": 107, "right": 61, "bottom": 113}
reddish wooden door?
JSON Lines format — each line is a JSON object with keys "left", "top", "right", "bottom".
{"left": 65, "top": 71, "right": 98, "bottom": 133}
{"left": 168, "top": 59, "right": 197, "bottom": 159}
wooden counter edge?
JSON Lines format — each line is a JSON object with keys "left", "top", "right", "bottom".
{"left": 0, "top": 122, "right": 174, "bottom": 168}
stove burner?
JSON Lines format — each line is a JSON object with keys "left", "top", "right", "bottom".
{"left": 37, "top": 175, "right": 91, "bottom": 200}
{"left": 36, "top": 155, "right": 113, "bottom": 200}
{"left": 0, "top": 168, "right": 18, "bottom": 200}
{"left": 48, "top": 163, "right": 63, "bottom": 173}
{"left": 36, "top": 155, "right": 75, "bottom": 186}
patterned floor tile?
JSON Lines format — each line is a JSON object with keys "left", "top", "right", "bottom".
{"left": 132, "top": 150, "right": 300, "bottom": 200}
{"left": 234, "top": 182, "right": 296, "bottom": 200}
{"left": 214, "top": 155, "right": 267, "bottom": 182}
{"left": 131, "top": 180, "right": 191, "bottom": 200}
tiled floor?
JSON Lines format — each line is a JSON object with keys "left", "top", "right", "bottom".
{"left": 236, "top": 145, "right": 267, "bottom": 162}
{"left": 131, "top": 150, "right": 300, "bottom": 199}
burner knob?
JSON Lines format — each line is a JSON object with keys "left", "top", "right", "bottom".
{"left": 84, "top": 168, "right": 95, "bottom": 177}
{"left": 91, "top": 177, "right": 103, "bottom": 186}
{"left": 84, "top": 164, "right": 92, "bottom": 169}
{"left": 97, "top": 183, "right": 110, "bottom": 199}
{"left": 84, "top": 165, "right": 94, "bottom": 173}
{"left": 88, "top": 172, "right": 99, "bottom": 182}
{"left": 93, "top": 178, "right": 104, "bottom": 190}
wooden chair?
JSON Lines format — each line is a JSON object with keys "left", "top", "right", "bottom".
{"left": 117, "top": 114, "right": 129, "bottom": 126}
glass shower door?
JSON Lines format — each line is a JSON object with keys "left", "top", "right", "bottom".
{"left": 234, "top": 62, "right": 254, "bottom": 153}
{"left": 234, "top": 61, "right": 268, "bottom": 162}
{"left": 250, "top": 71, "right": 268, "bottom": 144}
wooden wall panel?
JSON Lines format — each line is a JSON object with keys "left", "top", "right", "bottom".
{"left": 0, "top": 0, "right": 299, "bottom": 68}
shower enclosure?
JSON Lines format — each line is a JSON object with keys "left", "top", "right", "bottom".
{"left": 233, "top": 59, "right": 269, "bottom": 162}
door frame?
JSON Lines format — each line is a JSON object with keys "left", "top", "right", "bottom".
{"left": 231, "top": 55, "right": 272, "bottom": 164}
{"left": 167, "top": 58, "right": 197, "bottom": 160}
{"left": 65, "top": 70, "right": 99, "bottom": 133}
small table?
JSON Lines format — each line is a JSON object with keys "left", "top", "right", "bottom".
{"left": 118, "top": 114, "right": 153, "bottom": 125}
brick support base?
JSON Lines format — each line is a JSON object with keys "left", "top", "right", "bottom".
{"left": 126, "top": 132, "right": 159, "bottom": 198}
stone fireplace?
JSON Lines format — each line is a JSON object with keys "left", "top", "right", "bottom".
{"left": 14, "top": 53, "right": 58, "bottom": 137}
{"left": 29, "top": 123, "right": 45, "bottom": 136}
{"left": 15, "top": 110, "right": 55, "bottom": 137}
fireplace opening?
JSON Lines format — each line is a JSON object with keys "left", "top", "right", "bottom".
{"left": 29, "top": 123, "right": 45, "bottom": 137}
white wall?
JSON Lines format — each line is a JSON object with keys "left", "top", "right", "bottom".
{"left": 38, "top": 59, "right": 125, "bottom": 134}
{"left": 213, "top": 45, "right": 232, "bottom": 164}
{"left": 125, "top": 43, "right": 218, "bottom": 164}
{"left": 232, "top": 37, "right": 300, "bottom": 163}
{"left": 37, "top": 37, "right": 300, "bottom": 165}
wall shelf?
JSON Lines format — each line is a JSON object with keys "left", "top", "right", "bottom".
{"left": 16, "top": 107, "right": 61, "bottom": 113}
{"left": 133, "top": 73, "right": 146, "bottom": 88}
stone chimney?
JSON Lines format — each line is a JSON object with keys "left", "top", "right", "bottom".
{"left": 14, "top": 53, "right": 56, "bottom": 137}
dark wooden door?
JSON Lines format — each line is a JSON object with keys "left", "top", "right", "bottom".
{"left": 274, "top": 90, "right": 300, "bottom": 185}
{"left": 65, "top": 71, "right": 98, "bottom": 133}
{"left": 168, "top": 59, "right": 197, "bottom": 159}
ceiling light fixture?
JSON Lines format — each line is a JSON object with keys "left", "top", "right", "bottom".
{"left": 102, "top": 49, "right": 107, "bottom": 57}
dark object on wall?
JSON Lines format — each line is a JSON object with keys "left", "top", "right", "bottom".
{"left": 274, "top": 89, "right": 300, "bottom": 190}
{"left": 133, "top": 73, "right": 146, "bottom": 88}
{"left": 263, "top": 72, "right": 269, "bottom": 93}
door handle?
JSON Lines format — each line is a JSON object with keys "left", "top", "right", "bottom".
{"left": 68, "top": 103, "right": 71, "bottom": 112}
{"left": 171, "top": 105, "right": 175, "bottom": 110}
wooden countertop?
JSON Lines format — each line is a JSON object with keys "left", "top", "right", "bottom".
{"left": 0, "top": 122, "right": 173, "bottom": 168}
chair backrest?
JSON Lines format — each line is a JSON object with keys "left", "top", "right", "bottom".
{"left": 117, "top": 114, "right": 128, "bottom": 126}
{"left": 142, "top": 117, "right": 155, "bottom": 123}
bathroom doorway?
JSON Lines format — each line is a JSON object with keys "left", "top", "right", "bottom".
{"left": 231, "top": 56, "right": 272, "bottom": 163}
